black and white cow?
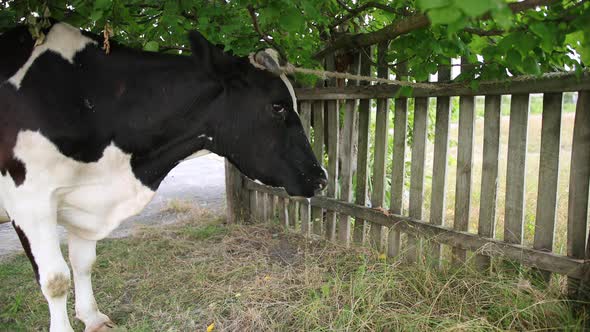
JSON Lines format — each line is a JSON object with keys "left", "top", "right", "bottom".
{"left": 0, "top": 22, "right": 326, "bottom": 331}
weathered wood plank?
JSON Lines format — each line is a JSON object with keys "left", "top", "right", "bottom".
{"left": 338, "top": 79, "right": 358, "bottom": 244}
{"left": 337, "top": 52, "right": 360, "bottom": 245}
{"left": 475, "top": 95, "right": 502, "bottom": 270}
{"left": 288, "top": 200, "right": 298, "bottom": 228}
{"left": 353, "top": 47, "right": 372, "bottom": 244}
{"left": 453, "top": 91, "right": 476, "bottom": 263}
{"left": 295, "top": 72, "right": 590, "bottom": 100}
{"left": 245, "top": 180, "right": 585, "bottom": 279}
{"left": 533, "top": 93, "right": 562, "bottom": 282}
{"left": 225, "top": 161, "right": 250, "bottom": 224}
{"left": 369, "top": 42, "right": 390, "bottom": 251}
{"left": 300, "top": 101, "right": 312, "bottom": 139}
{"left": 567, "top": 91, "right": 590, "bottom": 297}
{"left": 504, "top": 94, "right": 530, "bottom": 245}
{"left": 300, "top": 199, "right": 311, "bottom": 236}
{"left": 326, "top": 100, "right": 339, "bottom": 240}
{"left": 325, "top": 54, "right": 339, "bottom": 241}
{"left": 312, "top": 100, "right": 325, "bottom": 236}
{"left": 250, "top": 190, "right": 259, "bottom": 221}
{"left": 388, "top": 63, "right": 409, "bottom": 258}
{"left": 278, "top": 198, "right": 288, "bottom": 228}
{"left": 428, "top": 65, "right": 451, "bottom": 264}
{"left": 408, "top": 97, "right": 429, "bottom": 262}
{"left": 260, "top": 192, "right": 269, "bottom": 223}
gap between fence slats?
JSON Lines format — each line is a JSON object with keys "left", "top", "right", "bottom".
{"left": 475, "top": 95, "right": 501, "bottom": 271}
{"left": 533, "top": 92, "right": 562, "bottom": 282}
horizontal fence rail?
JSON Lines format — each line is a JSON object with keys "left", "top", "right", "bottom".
{"left": 226, "top": 68, "right": 590, "bottom": 299}
{"left": 245, "top": 180, "right": 586, "bottom": 279}
{"left": 295, "top": 72, "right": 590, "bottom": 100}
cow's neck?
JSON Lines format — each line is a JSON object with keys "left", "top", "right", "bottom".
{"left": 100, "top": 52, "right": 226, "bottom": 189}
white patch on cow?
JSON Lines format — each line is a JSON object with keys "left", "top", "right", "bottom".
{"left": 7, "top": 23, "right": 96, "bottom": 89}
{"left": 0, "top": 130, "right": 155, "bottom": 241}
{"left": 183, "top": 149, "right": 211, "bottom": 161}
{"left": 249, "top": 49, "right": 298, "bottom": 114}
{"left": 0, "top": 199, "right": 8, "bottom": 222}
{"left": 321, "top": 166, "right": 328, "bottom": 179}
{"left": 262, "top": 49, "right": 298, "bottom": 114}
{"left": 280, "top": 74, "right": 298, "bottom": 114}
{"left": 68, "top": 234, "right": 112, "bottom": 329}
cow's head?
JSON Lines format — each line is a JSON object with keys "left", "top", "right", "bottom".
{"left": 189, "top": 31, "right": 327, "bottom": 197}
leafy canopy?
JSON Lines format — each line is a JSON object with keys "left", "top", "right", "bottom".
{"left": 1, "top": 0, "right": 588, "bottom": 84}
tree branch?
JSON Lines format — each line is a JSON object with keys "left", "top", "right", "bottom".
{"left": 246, "top": 5, "right": 287, "bottom": 60}
{"left": 314, "top": 0, "right": 559, "bottom": 59}
{"left": 331, "top": 2, "right": 413, "bottom": 28}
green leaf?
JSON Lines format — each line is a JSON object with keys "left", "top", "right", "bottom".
{"left": 530, "top": 23, "right": 558, "bottom": 53}
{"left": 490, "top": 5, "right": 513, "bottom": 29}
{"left": 427, "top": 6, "right": 463, "bottom": 25}
{"left": 90, "top": 0, "right": 112, "bottom": 22}
{"left": 453, "top": 0, "right": 495, "bottom": 17}
{"left": 523, "top": 56, "right": 541, "bottom": 75}
{"left": 468, "top": 35, "right": 488, "bottom": 53}
{"left": 506, "top": 49, "right": 522, "bottom": 69}
{"left": 143, "top": 41, "right": 159, "bottom": 52}
{"left": 281, "top": 7, "right": 305, "bottom": 31}
{"left": 417, "top": 0, "right": 451, "bottom": 10}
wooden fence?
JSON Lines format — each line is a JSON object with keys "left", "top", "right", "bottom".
{"left": 226, "top": 66, "right": 590, "bottom": 298}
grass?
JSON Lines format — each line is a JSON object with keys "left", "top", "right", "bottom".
{"left": 0, "top": 207, "right": 587, "bottom": 331}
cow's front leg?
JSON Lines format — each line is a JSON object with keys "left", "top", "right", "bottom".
{"left": 12, "top": 216, "right": 74, "bottom": 332}
{"left": 68, "top": 234, "right": 115, "bottom": 332}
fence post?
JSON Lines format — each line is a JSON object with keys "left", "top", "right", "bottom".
{"left": 567, "top": 90, "right": 590, "bottom": 299}
{"left": 353, "top": 46, "right": 372, "bottom": 244}
{"left": 429, "top": 61, "right": 451, "bottom": 266}
{"left": 369, "top": 41, "right": 390, "bottom": 251}
{"left": 225, "top": 160, "right": 251, "bottom": 224}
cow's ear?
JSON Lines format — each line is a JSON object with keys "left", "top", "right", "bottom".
{"left": 189, "top": 30, "right": 234, "bottom": 72}
{"left": 253, "top": 49, "right": 282, "bottom": 75}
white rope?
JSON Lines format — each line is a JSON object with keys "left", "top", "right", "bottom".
{"left": 279, "top": 63, "right": 443, "bottom": 89}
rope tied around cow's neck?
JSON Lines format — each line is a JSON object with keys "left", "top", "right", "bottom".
{"left": 279, "top": 63, "right": 443, "bottom": 89}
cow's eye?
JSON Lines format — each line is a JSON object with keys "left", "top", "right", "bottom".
{"left": 272, "top": 104, "right": 286, "bottom": 114}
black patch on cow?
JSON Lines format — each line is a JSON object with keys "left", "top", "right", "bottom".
{"left": 0, "top": 26, "right": 34, "bottom": 81}
{"left": 2, "top": 157, "right": 26, "bottom": 186}
{"left": 1, "top": 22, "right": 326, "bottom": 196}
{"left": 12, "top": 221, "right": 40, "bottom": 283}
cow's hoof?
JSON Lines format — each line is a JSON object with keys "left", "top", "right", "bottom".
{"left": 85, "top": 320, "right": 119, "bottom": 332}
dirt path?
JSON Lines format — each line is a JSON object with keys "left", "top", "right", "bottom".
{"left": 0, "top": 154, "right": 226, "bottom": 259}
